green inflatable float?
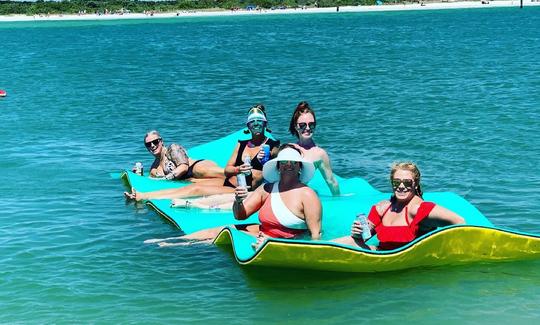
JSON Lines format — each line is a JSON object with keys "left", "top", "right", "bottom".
{"left": 120, "top": 130, "right": 540, "bottom": 272}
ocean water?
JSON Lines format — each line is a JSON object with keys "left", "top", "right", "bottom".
{"left": 1, "top": 7, "right": 540, "bottom": 323}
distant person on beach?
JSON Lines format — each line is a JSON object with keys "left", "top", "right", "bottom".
{"left": 333, "top": 162, "right": 465, "bottom": 250}
{"left": 136, "top": 130, "right": 224, "bottom": 181}
{"left": 290, "top": 101, "right": 340, "bottom": 196}
{"left": 125, "top": 105, "right": 280, "bottom": 201}
{"left": 148, "top": 145, "right": 322, "bottom": 247}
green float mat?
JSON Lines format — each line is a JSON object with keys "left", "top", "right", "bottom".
{"left": 121, "top": 129, "right": 540, "bottom": 272}
{"left": 214, "top": 226, "right": 540, "bottom": 273}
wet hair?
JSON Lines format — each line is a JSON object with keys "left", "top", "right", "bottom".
{"left": 144, "top": 130, "right": 161, "bottom": 143}
{"left": 244, "top": 104, "right": 272, "bottom": 134}
{"left": 390, "top": 161, "right": 423, "bottom": 199}
{"left": 289, "top": 101, "right": 317, "bottom": 138}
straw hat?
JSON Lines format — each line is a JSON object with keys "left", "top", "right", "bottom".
{"left": 262, "top": 147, "right": 315, "bottom": 184}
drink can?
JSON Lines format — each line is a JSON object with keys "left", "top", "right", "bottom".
{"left": 261, "top": 144, "right": 270, "bottom": 164}
{"left": 135, "top": 162, "right": 143, "bottom": 176}
{"left": 354, "top": 213, "right": 371, "bottom": 241}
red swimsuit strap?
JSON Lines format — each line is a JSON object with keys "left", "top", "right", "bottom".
{"left": 380, "top": 203, "right": 392, "bottom": 218}
{"left": 404, "top": 206, "right": 410, "bottom": 226}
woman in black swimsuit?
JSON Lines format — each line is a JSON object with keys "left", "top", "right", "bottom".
{"left": 138, "top": 130, "right": 223, "bottom": 181}
{"left": 125, "top": 105, "right": 279, "bottom": 201}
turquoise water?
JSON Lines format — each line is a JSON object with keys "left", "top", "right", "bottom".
{"left": 1, "top": 7, "right": 540, "bottom": 322}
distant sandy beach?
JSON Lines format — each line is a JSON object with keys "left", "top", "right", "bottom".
{"left": 0, "top": 0, "right": 538, "bottom": 22}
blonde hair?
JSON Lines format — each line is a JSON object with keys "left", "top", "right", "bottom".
{"left": 144, "top": 130, "right": 161, "bottom": 143}
{"left": 390, "top": 161, "right": 423, "bottom": 198}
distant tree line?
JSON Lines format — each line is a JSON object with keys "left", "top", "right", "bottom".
{"left": 0, "top": 0, "right": 381, "bottom": 16}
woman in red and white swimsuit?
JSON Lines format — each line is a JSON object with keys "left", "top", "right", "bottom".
{"left": 336, "top": 162, "right": 465, "bottom": 250}
{"left": 153, "top": 145, "right": 322, "bottom": 247}
{"left": 233, "top": 144, "right": 322, "bottom": 241}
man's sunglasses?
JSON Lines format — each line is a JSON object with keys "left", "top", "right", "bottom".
{"left": 145, "top": 138, "right": 162, "bottom": 148}
{"left": 297, "top": 122, "right": 316, "bottom": 132}
{"left": 391, "top": 178, "right": 414, "bottom": 190}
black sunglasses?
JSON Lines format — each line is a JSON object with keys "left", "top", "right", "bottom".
{"left": 145, "top": 138, "right": 161, "bottom": 148}
{"left": 391, "top": 178, "right": 414, "bottom": 190}
{"left": 297, "top": 122, "right": 316, "bottom": 132}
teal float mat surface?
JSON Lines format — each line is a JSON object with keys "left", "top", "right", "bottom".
{"left": 120, "top": 130, "right": 492, "bottom": 236}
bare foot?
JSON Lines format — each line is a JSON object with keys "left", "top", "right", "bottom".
{"left": 124, "top": 188, "right": 143, "bottom": 201}
{"left": 171, "top": 199, "right": 192, "bottom": 208}
{"left": 124, "top": 188, "right": 137, "bottom": 200}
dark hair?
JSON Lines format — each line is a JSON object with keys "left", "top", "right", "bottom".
{"left": 248, "top": 104, "right": 267, "bottom": 117}
{"left": 244, "top": 104, "right": 272, "bottom": 134}
{"left": 289, "top": 101, "right": 317, "bottom": 138}
{"left": 276, "top": 144, "right": 303, "bottom": 168}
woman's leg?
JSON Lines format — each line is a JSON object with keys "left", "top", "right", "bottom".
{"left": 146, "top": 224, "right": 260, "bottom": 246}
{"left": 144, "top": 226, "right": 226, "bottom": 245}
{"left": 171, "top": 193, "right": 236, "bottom": 210}
{"left": 192, "top": 160, "right": 225, "bottom": 179}
{"left": 332, "top": 236, "right": 373, "bottom": 250}
{"left": 125, "top": 183, "right": 235, "bottom": 201}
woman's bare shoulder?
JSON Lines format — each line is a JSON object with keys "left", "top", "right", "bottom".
{"left": 408, "top": 196, "right": 425, "bottom": 215}
{"left": 375, "top": 200, "right": 391, "bottom": 214}
{"left": 298, "top": 184, "right": 319, "bottom": 200}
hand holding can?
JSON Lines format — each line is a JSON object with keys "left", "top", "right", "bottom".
{"left": 352, "top": 213, "right": 371, "bottom": 241}
{"left": 260, "top": 144, "right": 270, "bottom": 164}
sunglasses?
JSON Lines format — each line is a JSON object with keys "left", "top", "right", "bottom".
{"left": 145, "top": 138, "right": 161, "bottom": 148}
{"left": 297, "top": 122, "right": 316, "bottom": 132}
{"left": 277, "top": 160, "right": 301, "bottom": 167}
{"left": 247, "top": 120, "right": 267, "bottom": 128}
{"left": 391, "top": 178, "right": 414, "bottom": 190}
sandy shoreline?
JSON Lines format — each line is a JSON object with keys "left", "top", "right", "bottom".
{"left": 0, "top": 1, "right": 538, "bottom": 22}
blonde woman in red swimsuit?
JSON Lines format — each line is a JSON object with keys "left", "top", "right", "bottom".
{"left": 335, "top": 162, "right": 465, "bottom": 250}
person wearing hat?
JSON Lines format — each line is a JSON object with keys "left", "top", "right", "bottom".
{"left": 233, "top": 144, "right": 322, "bottom": 241}
{"left": 124, "top": 104, "right": 280, "bottom": 201}
{"left": 222, "top": 104, "right": 280, "bottom": 191}
{"left": 149, "top": 144, "right": 322, "bottom": 247}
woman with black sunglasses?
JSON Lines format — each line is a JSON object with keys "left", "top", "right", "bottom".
{"left": 125, "top": 105, "right": 280, "bottom": 201}
{"left": 289, "top": 101, "right": 340, "bottom": 196}
{"left": 137, "top": 130, "right": 224, "bottom": 181}
{"left": 334, "top": 162, "right": 464, "bottom": 250}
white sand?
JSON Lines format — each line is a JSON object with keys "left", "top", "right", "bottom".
{"left": 0, "top": 1, "right": 538, "bottom": 22}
